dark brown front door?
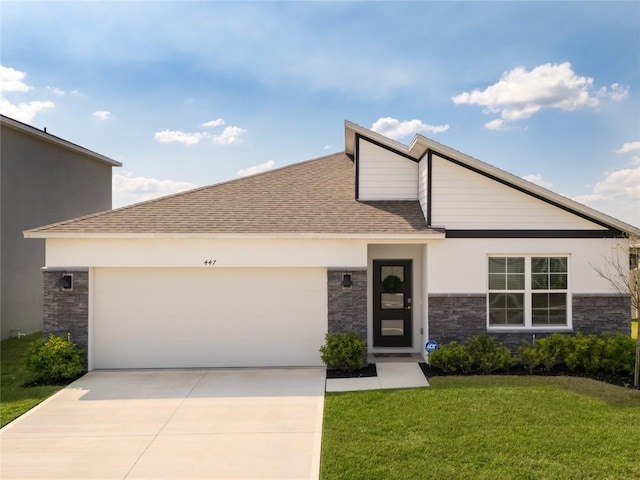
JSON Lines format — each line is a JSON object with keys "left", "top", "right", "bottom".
{"left": 373, "top": 260, "right": 412, "bottom": 347}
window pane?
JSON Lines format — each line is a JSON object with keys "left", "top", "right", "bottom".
{"left": 532, "top": 293, "right": 549, "bottom": 309}
{"left": 489, "top": 274, "right": 506, "bottom": 290}
{"left": 550, "top": 257, "right": 567, "bottom": 273}
{"left": 381, "top": 266, "right": 404, "bottom": 282}
{"left": 507, "top": 274, "right": 525, "bottom": 290}
{"left": 489, "top": 309, "right": 506, "bottom": 325}
{"left": 505, "top": 309, "right": 524, "bottom": 325}
{"left": 532, "top": 274, "right": 548, "bottom": 290}
{"left": 507, "top": 257, "right": 525, "bottom": 273}
{"left": 548, "top": 293, "right": 566, "bottom": 308}
{"left": 505, "top": 293, "right": 524, "bottom": 308}
{"left": 489, "top": 293, "right": 506, "bottom": 308}
{"left": 381, "top": 293, "right": 404, "bottom": 309}
{"left": 549, "top": 274, "right": 567, "bottom": 289}
{"left": 532, "top": 310, "right": 548, "bottom": 325}
{"left": 532, "top": 257, "right": 548, "bottom": 273}
{"left": 548, "top": 309, "right": 567, "bottom": 325}
{"left": 489, "top": 257, "right": 506, "bottom": 273}
{"left": 381, "top": 320, "right": 404, "bottom": 336}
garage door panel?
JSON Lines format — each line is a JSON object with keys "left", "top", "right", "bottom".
{"left": 92, "top": 268, "right": 327, "bottom": 368}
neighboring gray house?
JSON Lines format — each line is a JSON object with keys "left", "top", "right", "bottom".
{"left": 1, "top": 114, "right": 121, "bottom": 338}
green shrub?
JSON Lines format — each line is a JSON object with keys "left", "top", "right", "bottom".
{"left": 319, "top": 333, "right": 367, "bottom": 372}
{"left": 517, "top": 341, "right": 545, "bottom": 374}
{"left": 534, "top": 334, "right": 571, "bottom": 372}
{"left": 24, "top": 334, "right": 84, "bottom": 384}
{"left": 600, "top": 333, "right": 635, "bottom": 376}
{"left": 467, "top": 333, "right": 513, "bottom": 374}
{"left": 428, "top": 341, "right": 473, "bottom": 374}
{"left": 564, "top": 334, "right": 604, "bottom": 374}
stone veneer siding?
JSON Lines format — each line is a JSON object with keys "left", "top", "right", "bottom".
{"left": 428, "top": 293, "right": 631, "bottom": 349}
{"left": 327, "top": 269, "right": 367, "bottom": 342}
{"left": 43, "top": 269, "right": 89, "bottom": 365}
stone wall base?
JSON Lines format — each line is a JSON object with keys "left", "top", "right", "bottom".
{"left": 43, "top": 269, "right": 89, "bottom": 366}
{"left": 327, "top": 269, "right": 367, "bottom": 343}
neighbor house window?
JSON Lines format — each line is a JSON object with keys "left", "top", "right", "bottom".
{"left": 488, "top": 256, "right": 569, "bottom": 329}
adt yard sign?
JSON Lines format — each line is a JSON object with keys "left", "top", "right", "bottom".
{"left": 425, "top": 340, "right": 439, "bottom": 353}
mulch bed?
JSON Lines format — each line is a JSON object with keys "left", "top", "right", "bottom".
{"left": 419, "top": 363, "right": 639, "bottom": 390}
{"left": 326, "top": 363, "right": 377, "bottom": 379}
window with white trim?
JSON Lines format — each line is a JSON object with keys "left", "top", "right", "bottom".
{"left": 488, "top": 256, "right": 569, "bottom": 328}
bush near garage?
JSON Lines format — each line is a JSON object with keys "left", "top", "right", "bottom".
{"left": 320, "top": 333, "right": 367, "bottom": 372}
{"left": 24, "top": 334, "right": 85, "bottom": 384}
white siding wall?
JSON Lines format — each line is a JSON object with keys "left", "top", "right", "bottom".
{"left": 358, "top": 139, "right": 418, "bottom": 200}
{"left": 430, "top": 154, "right": 604, "bottom": 230}
{"left": 418, "top": 157, "right": 428, "bottom": 215}
{"left": 46, "top": 238, "right": 368, "bottom": 268}
{"left": 426, "top": 237, "right": 625, "bottom": 294}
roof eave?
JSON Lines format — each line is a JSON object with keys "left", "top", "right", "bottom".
{"left": 1, "top": 114, "right": 122, "bottom": 167}
{"left": 24, "top": 231, "right": 447, "bottom": 241}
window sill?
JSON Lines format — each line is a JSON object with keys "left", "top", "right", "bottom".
{"left": 487, "top": 327, "right": 573, "bottom": 334}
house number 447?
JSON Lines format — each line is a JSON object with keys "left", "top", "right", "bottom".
{"left": 203, "top": 259, "right": 217, "bottom": 266}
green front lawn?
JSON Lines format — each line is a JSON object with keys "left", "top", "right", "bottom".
{"left": 0, "top": 333, "right": 65, "bottom": 428}
{"left": 321, "top": 376, "right": 640, "bottom": 480}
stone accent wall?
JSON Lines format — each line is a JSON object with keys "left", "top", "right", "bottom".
{"left": 428, "top": 294, "right": 486, "bottom": 345}
{"left": 428, "top": 293, "right": 632, "bottom": 350}
{"left": 572, "top": 294, "right": 631, "bottom": 335}
{"left": 43, "top": 269, "right": 89, "bottom": 365}
{"left": 327, "top": 269, "right": 367, "bottom": 342}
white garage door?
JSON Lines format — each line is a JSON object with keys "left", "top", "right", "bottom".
{"left": 92, "top": 268, "right": 327, "bottom": 369}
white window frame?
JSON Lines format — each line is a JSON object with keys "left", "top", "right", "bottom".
{"left": 487, "top": 254, "right": 572, "bottom": 332}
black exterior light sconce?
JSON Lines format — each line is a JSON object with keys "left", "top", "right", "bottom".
{"left": 55, "top": 271, "right": 73, "bottom": 290}
{"left": 341, "top": 273, "right": 353, "bottom": 289}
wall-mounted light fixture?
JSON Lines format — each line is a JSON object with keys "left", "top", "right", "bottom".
{"left": 341, "top": 273, "right": 353, "bottom": 289}
{"left": 55, "top": 271, "right": 73, "bottom": 290}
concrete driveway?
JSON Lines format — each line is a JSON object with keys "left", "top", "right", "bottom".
{"left": 0, "top": 368, "right": 326, "bottom": 479}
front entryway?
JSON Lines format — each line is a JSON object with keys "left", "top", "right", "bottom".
{"left": 372, "top": 259, "right": 412, "bottom": 347}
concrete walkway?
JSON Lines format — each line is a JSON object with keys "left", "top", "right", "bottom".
{"left": 0, "top": 368, "right": 326, "bottom": 479}
{"left": 325, "top": 362, "right": 429, "bottom": 392}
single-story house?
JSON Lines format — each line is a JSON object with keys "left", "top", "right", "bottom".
{"left": 25, "top": 121, "right": 639, "bottom": 370}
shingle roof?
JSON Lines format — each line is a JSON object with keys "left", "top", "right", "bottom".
{"left": 26, "top": 152, "right": 440, "bottom": 237}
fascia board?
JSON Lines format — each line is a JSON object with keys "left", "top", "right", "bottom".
{"left": 1, "top": 115, "right": 122, "bottom": 167}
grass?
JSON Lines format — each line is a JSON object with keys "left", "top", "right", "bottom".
{"left": 0, "top": 333, "right": 65, "bottom": 428}
{"left": 321, "top": 376, "right": 640, "bottom": 480}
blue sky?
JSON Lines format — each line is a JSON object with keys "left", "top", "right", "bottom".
{"left": 1, "top": 1, "right": 639, "bottom": 226}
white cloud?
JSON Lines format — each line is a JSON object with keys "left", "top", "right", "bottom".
{"left": 154, "top": 129, "right": 208, "bottom": 146}
{"left": 371, "top": 117, "right": 450, "bottom": 140}
{"left": 615, "top": 141, "right": 640, "bottom": 154}
{"left": 201, "top": 118, "right": 225, "bottom": 128}
{"left": 237, "top": 160, "right": 275, "bottom": 177}
{"left": 573, "top": 167, "right": 640, "bottom": 227}
{"left": 213, "top": 125, "right": 246, "bottom": 145}
{"left": 598, "top": 83, "right": 629, "bottom": 101}
{"left": 452, "top": 62, "right": 614, "bottom": 129}
{"left": 323, "top": 144, "right": 333, "bottom": 151}
{"left": 0, "top": 97, "right": 54, "bottom": 123}
{"left": 522, "top": 174, "right": 553, "bottom": 189}
{"left": 46, "top": 86, "right": 66, "bottom": 95}
{"left": 0, "top": 65, "right": 32, "bottom": 92}
{"left": 0, "top": 65, "right": 54, "bottom": 123}
{"left": 112, "top": 171, "right": 197, "bottom": 207}
{"left": 93, "top": 110, "right": 111, "bottom": 120}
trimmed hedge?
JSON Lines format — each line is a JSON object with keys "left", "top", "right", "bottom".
{"left": 24, "top": 334, "right": 85, "bottom": 384}
{"left": 430, "top": 332, "right": 635, "bottom": 379}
